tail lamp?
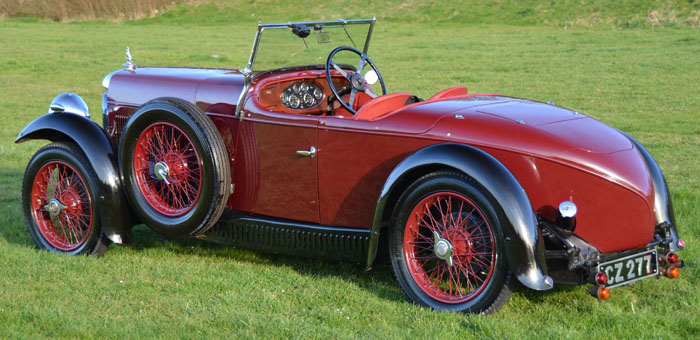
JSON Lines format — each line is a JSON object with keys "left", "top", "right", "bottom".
{"left": 666, "top": 252, "right": 679, "bottom": 265}
{"left": 660, "top": 252, "right": 680, "bottom": 266}
{"left": 595, "top": 272, "right": 608, "bottom": 285}
{"left": 663, "top": 266, "right": 680, "bottom": 279}
{"left": 589, "top": 285, "right": 610, "bottom": 299}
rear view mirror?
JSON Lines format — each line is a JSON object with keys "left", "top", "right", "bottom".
{"left": 316, "top": 31, "right": 331, "bottom": 43}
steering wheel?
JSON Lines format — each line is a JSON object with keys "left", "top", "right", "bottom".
{"left": 325, "top": 46, "right": 386, "bottom": 115}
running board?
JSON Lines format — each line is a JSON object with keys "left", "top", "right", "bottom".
{"left": 202, "top": 212, "right": 371, "bottom": 262}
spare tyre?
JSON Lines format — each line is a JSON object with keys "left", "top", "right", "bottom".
{"left": 119, "top": 97, "right": 230, "bottom": 238}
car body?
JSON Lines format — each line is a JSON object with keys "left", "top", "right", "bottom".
{"left": 16, "top": 18, "right": 685, "bottom": 313}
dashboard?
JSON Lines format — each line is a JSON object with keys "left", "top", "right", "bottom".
{"left": 255, "top": 69, "right": 355, "bottom": 115}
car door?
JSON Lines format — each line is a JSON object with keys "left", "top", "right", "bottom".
{"left": 229, "top": 110, "right": 320, "bottom": 223}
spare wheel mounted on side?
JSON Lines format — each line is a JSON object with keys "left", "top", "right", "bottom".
{"left": 119, "top": 97, "right": 230, "bottom": 238}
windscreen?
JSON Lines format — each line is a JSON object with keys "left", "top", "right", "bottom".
{"left": 252, "top": 22, "right": 372, "bottom": 71}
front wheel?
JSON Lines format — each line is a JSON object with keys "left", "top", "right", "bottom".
{"left": 22, "top": 142, "right": 109, "bottom": 255}
{"left": 389, "top": 171, "right": 512, "bottom": 314}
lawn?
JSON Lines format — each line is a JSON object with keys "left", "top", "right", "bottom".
{"left": 0, "top": 2, "right": 698, "bottom": 339}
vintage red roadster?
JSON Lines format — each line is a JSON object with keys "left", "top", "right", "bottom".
{"left": 16, "top": 18, "right": 685, "bottom": 314}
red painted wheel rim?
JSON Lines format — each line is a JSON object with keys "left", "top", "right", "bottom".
{"left": 403, "top": 192, "right": 496, "bottom": 304}
{"left": 30, "top": 160, "right": 93, "bottom": 251}
{"left": 133, "top": 122, "right": 203, "bottom": 217}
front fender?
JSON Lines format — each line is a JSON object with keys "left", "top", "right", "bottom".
{"left": 16, "top": 113, "right": 134, "bottom": 244}
{"left": 368, "top": 143, "right": 551, "bottom": 291}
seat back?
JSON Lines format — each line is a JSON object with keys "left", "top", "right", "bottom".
{"left": 354, "top": 93, "right": 413, "bottom": 120}
{"left": 429, "top": 86, "right": 468, "bottom": 100}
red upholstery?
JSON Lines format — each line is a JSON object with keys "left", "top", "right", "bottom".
{"left": 429, "top": 86, "right": 468, "bottom": 100}
{"left": 354, "top": 93, "right": 413, "bottom": 121}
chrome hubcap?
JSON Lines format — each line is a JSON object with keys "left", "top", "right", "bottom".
{"left": 153, "top": 161, "right": 171, "bottom": 185}
{"left": 433, "top": 231, "right": 454, "bottom": 266}
{"left": 43, "top": 198, "right": 66, "bottom": 218}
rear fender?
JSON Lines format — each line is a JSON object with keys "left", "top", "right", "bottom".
{"left": 368, "top": 143, "right": 551, "bottom": 291}
{"left": 622, "top": 132, "right": 682, "bottom": 251}
{"left": 16, "top": 113, "right": 134, "bottom": 243}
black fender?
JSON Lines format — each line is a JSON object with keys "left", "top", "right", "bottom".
{"left": 367, "top": 143, "right": 552, "bottom": 291}
{"left": 622, "top": 132, "right": 683, "bottom": 251}
{"left": 16, "top": 113, "right": 134, "bottom": 244}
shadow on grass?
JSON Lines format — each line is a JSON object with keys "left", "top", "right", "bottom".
{"left": 513, "top": 280, "right": 580, "bottom": 302}
{"left": 0, "top": 167, "right": 34, "bottom": 248}
{"left": 121, "top": 225, "right": 407, "bottom": 303}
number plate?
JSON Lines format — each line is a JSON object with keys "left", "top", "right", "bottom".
{"left": 597, "top": 249, "right": 658, "bottom": 288}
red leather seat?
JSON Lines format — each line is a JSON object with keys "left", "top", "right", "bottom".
{"left": 354, "top": 93, "right": 413, "bottom": 120}
{"left": 429, "top": 86, "right": 468, "bottom": 100}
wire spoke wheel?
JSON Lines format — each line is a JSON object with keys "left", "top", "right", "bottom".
{"left": 133, "top": 122, "right": 203, "bottom": 217}
{"left": 403, "top": 192, "right": 496, "bottom": 303}
{"left": 120, "top": 97, "right": 230, "bottom": 237}
{"left": 390, "top": 172, "right": 511, "bottom": 313}
{"left": 30, "top": 160, "right": 92, "bottom": 251}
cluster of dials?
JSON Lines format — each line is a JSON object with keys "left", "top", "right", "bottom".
{"left": 280, "top": 82, "right": 324, "bottom": 109}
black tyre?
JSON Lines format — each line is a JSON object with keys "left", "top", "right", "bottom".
{"left": 119, "top": 97, "right": 230, "bottom": 238}
{"left": 389, "top": 171, "right": 512, "bottom": 314}
{"left": 22, "top": 142, "right": 110, "bottom": 256}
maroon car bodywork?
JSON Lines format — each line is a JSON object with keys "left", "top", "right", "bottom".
{"left": 106, "top": 66, "right": 654, "bottom": 255}
{"left": 16, "top": 18, "right": 687, "bottom": 314}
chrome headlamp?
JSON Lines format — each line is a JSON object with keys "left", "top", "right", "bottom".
{"left": 48, "top": 93, "right": 90, "bottom": 118}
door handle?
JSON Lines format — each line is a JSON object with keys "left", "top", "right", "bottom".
{"left": 296, "top": 146, "right": 316, "bottom": 158}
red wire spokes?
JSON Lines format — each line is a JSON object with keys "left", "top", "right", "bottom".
{"left": 403, "top": 192, "right": 496, "bottom": 304}
{"left": 133, "top": 122, "right": 203, "bottom": 217}
{"left": 31, "top": 161, "right": 93, "bottom": 251}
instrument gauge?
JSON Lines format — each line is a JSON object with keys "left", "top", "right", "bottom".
{"left": 289, "top": 94, "right": 300, "bottom": 108}
{"left": 280, "top": 82, "right": 323, "bottom": 110}
{"left": 303, "top": 93, "right": 315, "bottom": 107}
{"left": 313, "top": 88, "right": 323, "bottom": 100}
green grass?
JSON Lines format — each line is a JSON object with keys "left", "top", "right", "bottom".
{"left": 141, "top": 0, "right": 700, "bottom": 29}
{"left": 1, "top": 3, "right": 699, "bottom": 339}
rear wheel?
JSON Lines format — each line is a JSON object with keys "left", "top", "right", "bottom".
{"left": 22, "top": 142, "right": 109, "bottom": 255}
{"left": 389, "top": 171, "right": 512, "bottom": 314}
{"left": 119, "top": 97, "right": 230, "bottom": 238}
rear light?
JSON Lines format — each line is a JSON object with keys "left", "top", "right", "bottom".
{"left": 663, "top": 266, "right": 680, "bottom": 279}
{"left": 589, "top": 285, "right": 610, "bottom": 299}
{"left": 666, "top": 252, "right": 679, "bottom": 265}
{"left": 595, "top": 272, "right": 609, "bottom": 285}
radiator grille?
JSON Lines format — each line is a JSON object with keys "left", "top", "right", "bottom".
{"left": 109, "top": 114, "right": 129, "bottom": 142}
